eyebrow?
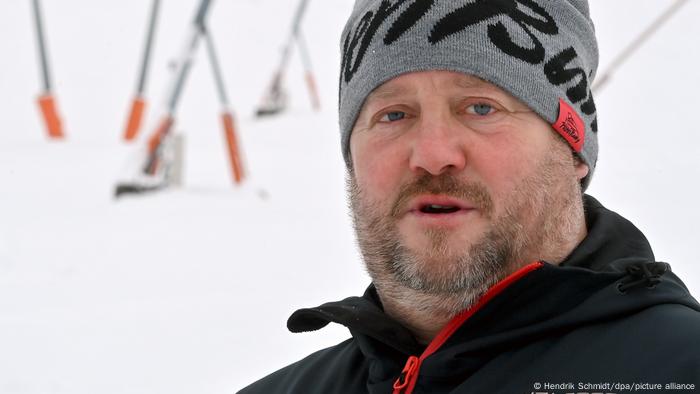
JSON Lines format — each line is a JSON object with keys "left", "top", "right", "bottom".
{"left": 365, "top": 83, "right": 414, "bottom": 104}
{"left": 454, "top": 76, "right": 488, "bottom": 90}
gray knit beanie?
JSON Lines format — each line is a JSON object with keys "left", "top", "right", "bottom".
{"left": 339, "top": 0, "right": 599, "bottom": 190}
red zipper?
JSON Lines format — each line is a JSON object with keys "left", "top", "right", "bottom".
{"left": 392, "top": 261, "right": 544, "bottom": 394}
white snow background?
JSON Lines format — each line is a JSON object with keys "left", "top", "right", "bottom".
{"left": 0, "top": 0, "right": 698, "bottom": 393}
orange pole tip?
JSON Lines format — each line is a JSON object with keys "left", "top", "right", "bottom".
{"left": 147, "top": 115, "right": 174, "bottom": 155}
{"left": 222, "top": 112, "right": 245, "bottom": 184}
{"left": 37, "top": 94, "right": 65, "bottom": 139}
{"left": 305, "top": 72, "right": 321, "bottom": 111}
{"left": 123, "top": 97, "right": 147, "bottom": 141}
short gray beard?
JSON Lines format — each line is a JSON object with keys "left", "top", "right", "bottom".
{"left": 348, "top": 143, "right": 582, "bottom": 319}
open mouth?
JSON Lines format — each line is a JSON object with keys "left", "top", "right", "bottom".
{"left": 404, "top": 195, "right": 474, "bottom": 220}
{"left": 419, "top": 204, "right": 462, "bottom": 214}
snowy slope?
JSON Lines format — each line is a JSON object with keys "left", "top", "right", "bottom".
{"left": 0, "top": 1, "right": 698, "bottom": 393}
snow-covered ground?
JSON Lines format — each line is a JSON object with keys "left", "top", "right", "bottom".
{"left": 0, "top": 1, "right": 698, "bottom": 393}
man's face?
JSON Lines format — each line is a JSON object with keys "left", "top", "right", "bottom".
{"left": 349, "top": 71, "right": 588, "bottom": 297}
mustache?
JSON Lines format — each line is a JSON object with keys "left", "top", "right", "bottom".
{"left": 390, "top": 174, "right": 494, "bottom": 218}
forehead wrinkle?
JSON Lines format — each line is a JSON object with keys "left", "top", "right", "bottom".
{"left": 453, "top": 74, "right": 497, "bottom": 91}
{"left": 365, "top": 82, "right": 415, "bottom": 106}
{"left": 370, "top": 73, "right": 486, "bottom": 100}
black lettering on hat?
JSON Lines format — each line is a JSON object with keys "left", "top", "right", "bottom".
{"left": 342, "top": 0, "right": 434, "bottom": 84}
{"left": 384, "top": 1, "right": 435, "bottom": 45}
{"left": 545, "top": 47, "right": 589, "bottom": 103}
{"left": 430, "top": 0, "right": 558, "bottom": 64}
{"left": 544, "top": 48, "right": 597, "bottom": 132}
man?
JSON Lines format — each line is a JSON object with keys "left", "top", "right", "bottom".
{"left": 240, "top": 1, "right": 700, "bottom": 393}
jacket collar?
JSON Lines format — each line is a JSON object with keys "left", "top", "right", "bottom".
{"left": 562, "top": 195, "right": 655, "bottom": 271}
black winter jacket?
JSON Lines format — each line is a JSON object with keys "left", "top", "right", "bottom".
{"left": 240, "top": 196, "right": 700, "bottom": 393}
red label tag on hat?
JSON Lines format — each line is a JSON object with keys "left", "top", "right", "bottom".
{"left": 552, "top": 98, "right": 585, "bottom": 153}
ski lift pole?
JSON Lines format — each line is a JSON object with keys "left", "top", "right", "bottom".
{"left": 144, "top": 0, "right": 212, "bottom": 174}
{"left": 256, "top": 0, "right": 311, "bottom": 116}
{"left": 285, "top": 0, "right": 310, "bottom": 70}
{"left": 296, "top": 29, "right": 320, "bottom": 110}
{"left": 255, "top": 23, "right": 296, "bottom": 116}
{"left": 203, "top": 29, "right": 245, "bottom": 184}
{"left": 123, "top": 0, "right": 161, "bottom": 141}
{"left": 289, "top": 0, "right": 320, "bottom": 110}
{"left": 32, "top": 0, "right": 64, "bottom": 139}
{"left": 593, "top": 0, "right": 690, "bottom": 93}
{"left": 273, "top": 0, "right": 310, "bottom": 86}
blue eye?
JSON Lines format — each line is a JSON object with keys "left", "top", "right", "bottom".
{"left": 381, "top": 111, "right": 406, "bottom": 122}
{"left": 471, "top": 104, "right": 493, "bottom": 116}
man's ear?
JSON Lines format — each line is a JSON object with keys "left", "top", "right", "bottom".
{"left": 574, "top": 154, "right": 589, "bottom": 181}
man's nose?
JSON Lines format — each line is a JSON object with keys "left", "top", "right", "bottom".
{"left": 408, "top": 112, "right": 467, "bottom": 176}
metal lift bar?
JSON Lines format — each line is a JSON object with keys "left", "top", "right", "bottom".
{"left": 117, "top": 0, "right": 244, "bottom": 195}
{"left": 203, "top": 28, "right": 244, "bottom": 183}
{"left": 124, "top": 0, "right": 161, "bottom": 140}
{"left": 32, "top": 0, "right": 52, "bottom": 93}
{"left": 144, "top": 0, "right": 212, "bottom": 173}
{"left": 256, "top": 0, "right": 314, "bottom": 115}
{"left": 295, "top": 29, "right": 320, "bottom": 110}
{"left": 136, "top": 0, "right": 161, "bottom": 95}
{"left": 279, "top": 0, "right": 310, "bottom": 73}
{"left": 203, "top": 27, "right": 230, "bottom": 108}
{"left": 593, "top": 0, "right": 690, "bottom": 93}
{"left": 32, "top": 0, "right": 64, "bottom": 138}
{"left": 166, "top": 0, "right": 212, "bottom": 114}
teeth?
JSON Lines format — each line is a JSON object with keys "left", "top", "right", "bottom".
{"left": 430, "top": 204, "right": 451, "bottom": 209}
